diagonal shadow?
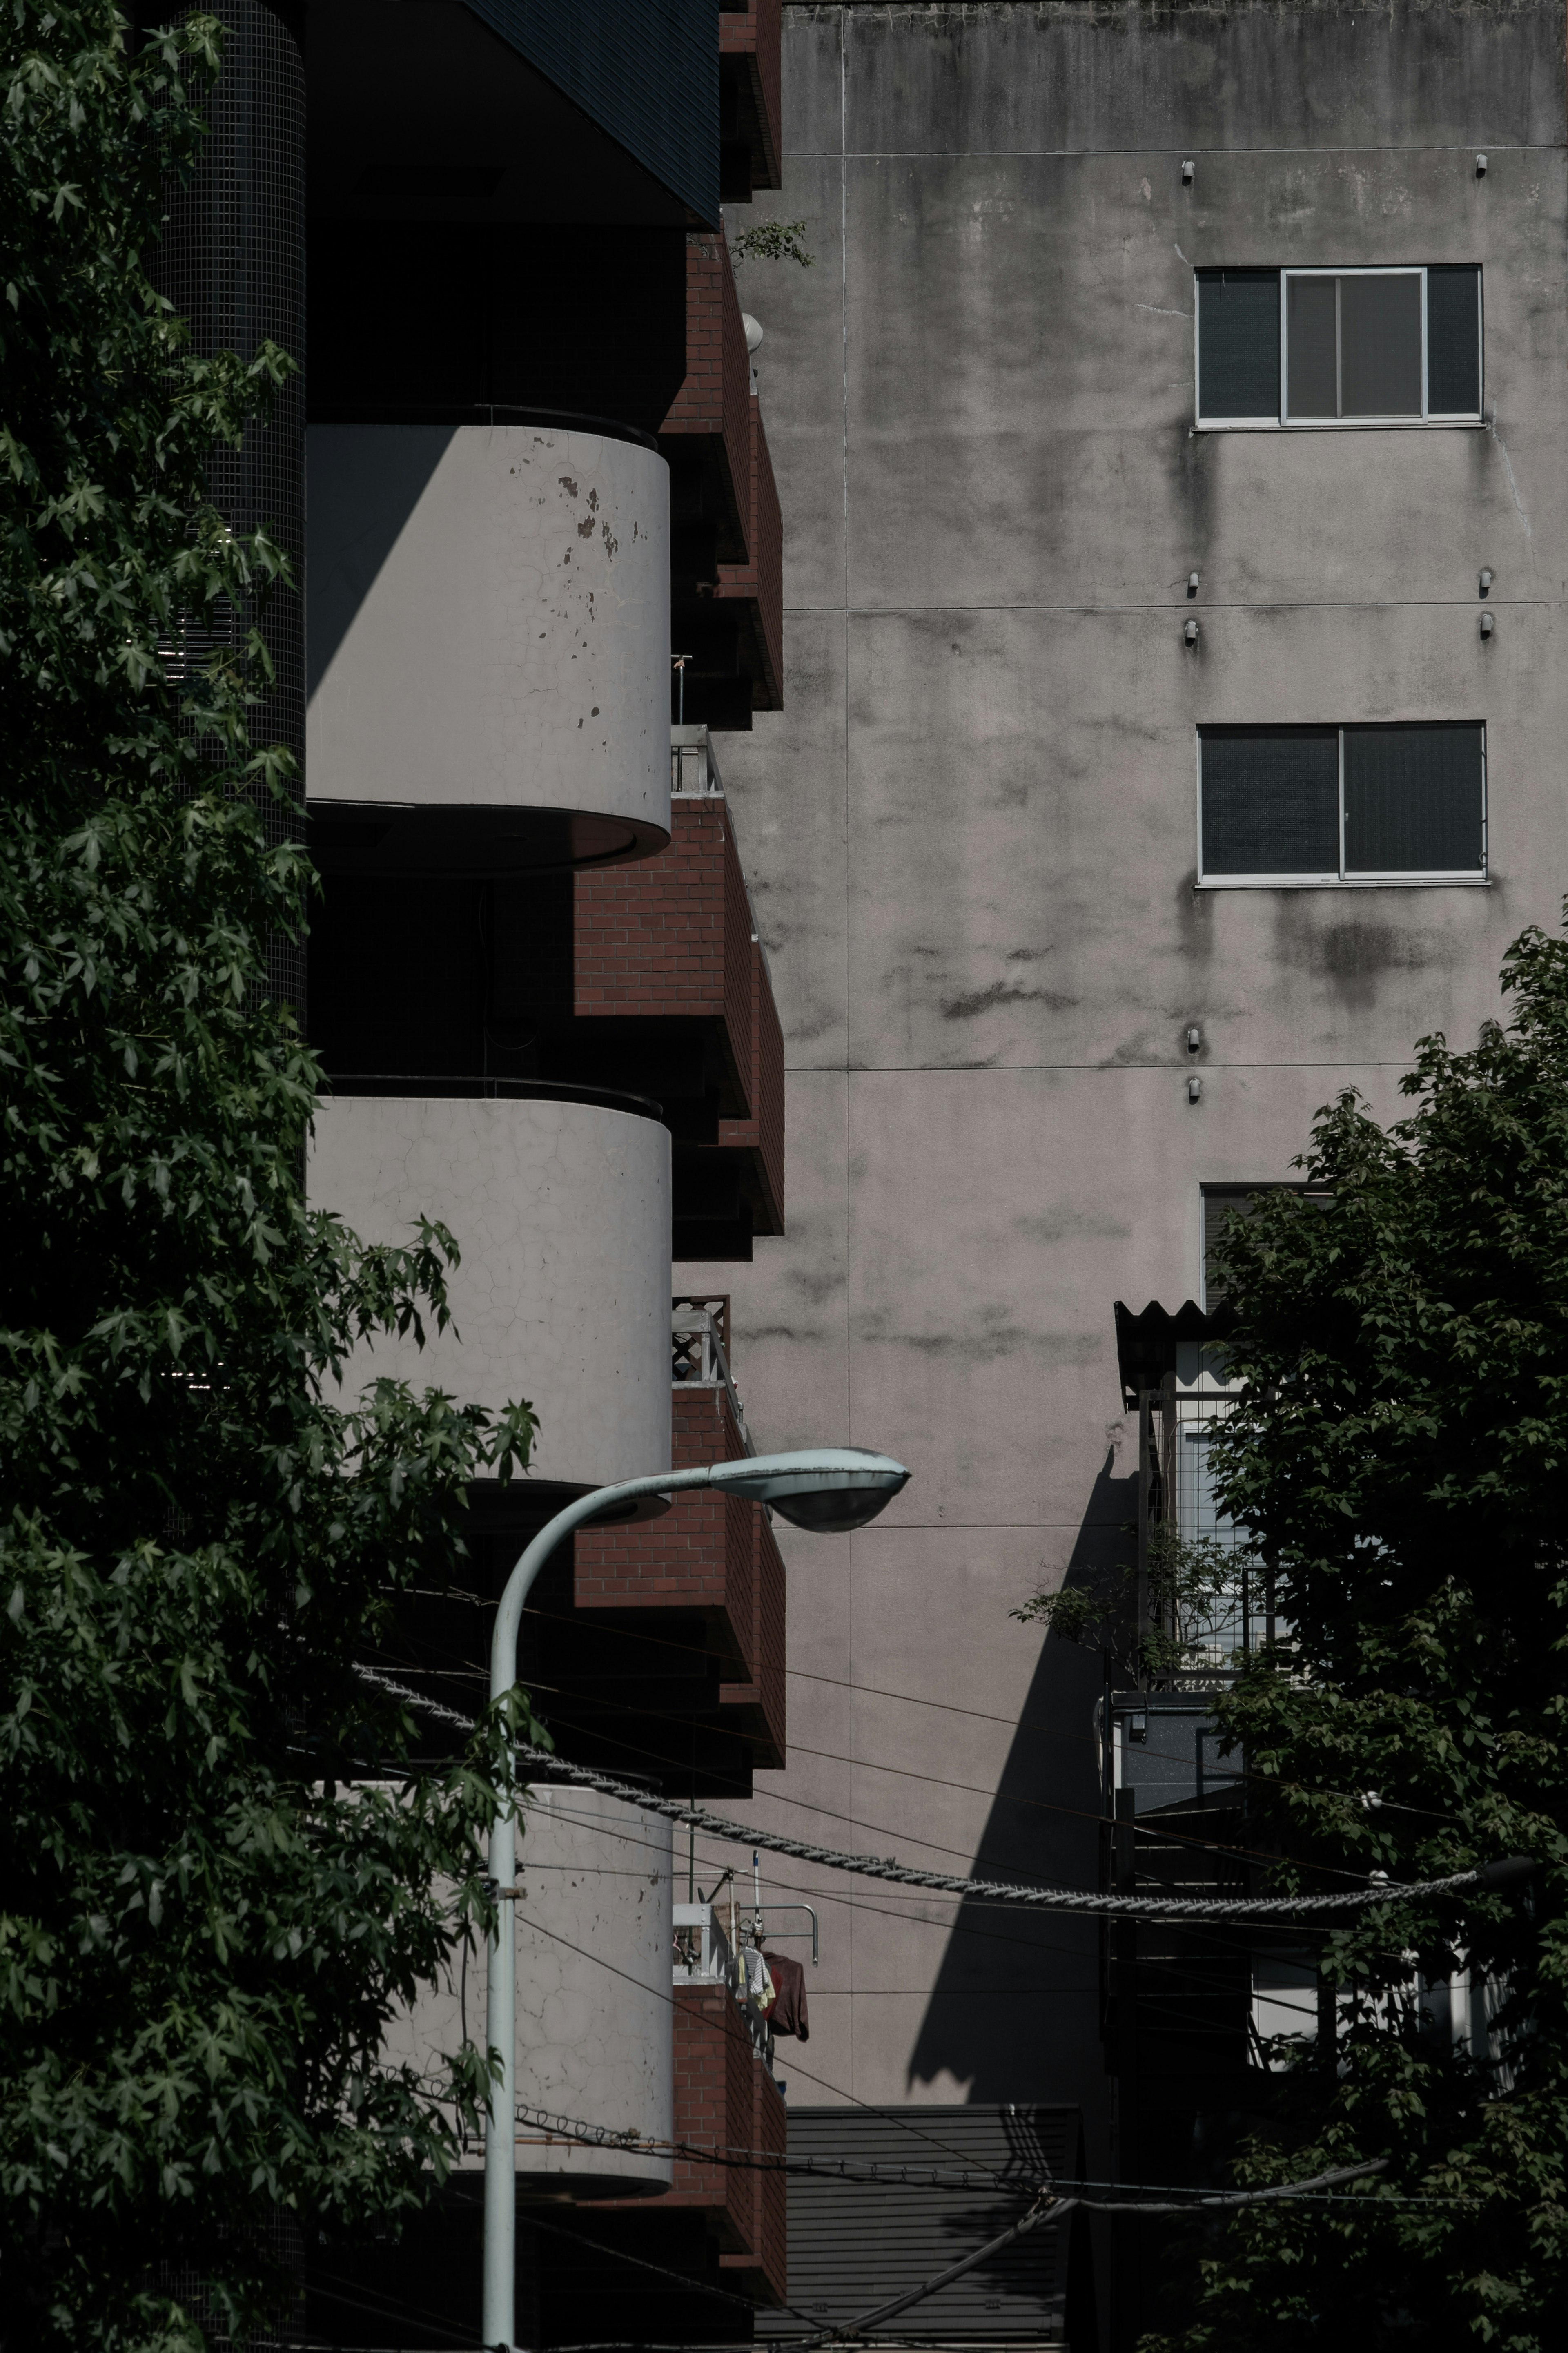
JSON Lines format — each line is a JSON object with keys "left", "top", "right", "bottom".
{"left": 908, "top": 1450, "right": 1131, "bottom": 2116}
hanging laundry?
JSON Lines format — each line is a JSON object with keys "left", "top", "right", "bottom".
{"left": 742, "top": 1944, "right": 775, "bottom": 2010}
{"left": 762, "top": 1949, "right": 810, "bottom": 2041}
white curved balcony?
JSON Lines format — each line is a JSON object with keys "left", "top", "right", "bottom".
{"left": 306, "top": 423, "right": 671, "bottom": 874}
{"left": 307, "top": 1091, "right": 671, "bottom": 1492}
{"left": 386, "top": 1787, "right": 674, "bottom": 2200}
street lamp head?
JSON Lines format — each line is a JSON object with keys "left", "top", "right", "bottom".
{"left": 709, "top": 1446, "right": 910, "bottom": 1532}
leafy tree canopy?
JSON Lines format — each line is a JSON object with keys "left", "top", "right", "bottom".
{"left": 1145, "top": 921, "right": 1568, "bottom": 2350}
{"left": 1, "top": 9, "right": 540, "bottom": 2346}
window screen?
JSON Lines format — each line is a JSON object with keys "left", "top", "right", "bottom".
{"left": 1428, "top": 266, "right": 1482, "bottom": 413}
{"left": 1196, "top": 270, "right": 1281, "bottom": 418}
{"left": 1199, "top": 730, "right": 1340, "bottom": 877}
{"left": 1199, "top": 725, "right": 1485, "bottom": 882}
{"left": 1198, "top": 266, "right": 1481, "bottom": 425}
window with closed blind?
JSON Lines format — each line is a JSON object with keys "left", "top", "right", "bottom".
{"left": 1196, "top": 266, "right": 1483, "bottom": 427}
{"left": 1197, "top": 724, "right": 1487, "bottom": 885}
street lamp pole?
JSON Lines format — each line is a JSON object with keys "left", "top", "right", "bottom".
{"left": 481, "top": 1447, "right": 909, "bottom": 2352}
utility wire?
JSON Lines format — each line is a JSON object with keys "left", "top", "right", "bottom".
{"left": 355, "top": 1667, "right": 1525, "bottom": 1923}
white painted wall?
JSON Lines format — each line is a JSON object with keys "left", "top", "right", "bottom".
{"left": 307, "top": 424, "right": 670, "bottom": 847}
{"left": 307, "top": 1094, "right": 672, "bottom": 1490}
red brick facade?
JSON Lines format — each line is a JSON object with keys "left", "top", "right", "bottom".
{"left": 716, "top": 394, "right": 784, "bottom": 712}
{"left": 714, "top": 935, "right": 785, "bottom": 1235}
{"left": 719, "top": 0, "right": 782, "bottom": 190}
{"left": 576, "top": 1387, "right": 746, "bottom": 1644}
{"left": 660, "top": 232, "right": 753, "bottom": 563}
{"left": 647, "top": 1986, "right": 788, "bottom": 2306}
{"left": 573, "top": 800, "right": 756, "bottom": 1117}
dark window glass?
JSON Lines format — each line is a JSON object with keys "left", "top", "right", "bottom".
{"left": 1197, "top": 270, "right": 1280, "bottom": 417}
{"left": 1339, "top": 274, "right": 1422, "bottom": 414}
{"left": 1200, "top": 729, "right": 1341, "bottom": 875}
{"left": 1428, "top": 266, "right": 1481, "bottom": 412}
{"left": 1343, "top": 726, "right": 1484, "bottom": 872}
{"left": 1286, "top": 277, "right": 1338, "bottom": 416}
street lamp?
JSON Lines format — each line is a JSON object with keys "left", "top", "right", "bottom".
{"left": 481, "top": 1447, "right": 909, "bottom": 2351}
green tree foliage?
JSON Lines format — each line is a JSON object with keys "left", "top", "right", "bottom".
{"left": 1144, "top": 921, "right": 1568, "bottom": 2350}
{"left": 1012, "top": 1524, "right": 1242, "bottom": 1687}
{"left": 0, "top": 10, "right": 541, "bottom": 2346}
{"left": 728, "top": 217, "right": 814, "bottom": 268}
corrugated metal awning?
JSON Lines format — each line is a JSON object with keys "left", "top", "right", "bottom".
{"left": 757, "top": 2106, "right": 1083, "bottom": 2346}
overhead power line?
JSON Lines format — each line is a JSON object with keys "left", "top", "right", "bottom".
{"left": 354, "top": 1668, "right": 1530, "bottom": 1922}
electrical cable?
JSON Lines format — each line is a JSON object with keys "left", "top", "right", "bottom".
{"left": 515, "top": 1599, "right": 1464, "bottom": 1827}
{"left": 356, "top": 1668, "right": 1518, "bottom": 1934}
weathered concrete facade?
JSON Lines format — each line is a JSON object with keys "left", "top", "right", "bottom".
{"left": 685, "top": 0, "right": 1568, "bottom": 2189}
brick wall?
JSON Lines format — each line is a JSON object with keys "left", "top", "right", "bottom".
{"left": 715, "top": 937, "right": 784, "bottom": 1234}
{"left": 719, "top": 1504, "right": 786, "bottom": 1768}
{"left": 573, "top": 800, "right": 755, "bottom": 1114}
{"left": 642, "top": 1986, "right": 787, "bottom": 2306}
{"left": 661, "top": 232, "right": 752, "bottom": 560}
{"left": 719, "top": 0, "right": 782, "bottom": 189}
{"left": 716, "top": 396, "right": 783, "bottom": 710}
{"left": 574, "top": 1386, "right": 757, "bottom": 1673}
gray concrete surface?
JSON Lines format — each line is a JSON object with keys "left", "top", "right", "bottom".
{"left": 385, "top": 1787, "right": 675, "bottom": 2197}
{"left": 308, "top": 1094, "right": 672, "bottom": 1490}
{"left": 307, "top": 425, "right": 670, "bottom": 845}
{"left": 673, "top": 0, "right": 1568, "bottom": 2181}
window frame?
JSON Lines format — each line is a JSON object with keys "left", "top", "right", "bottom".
{"left": 1194, "top": 265, "right": 1484, "bottom": 431}
{"left": 1194, "top": 723, "right": 1489, "bottom": 890}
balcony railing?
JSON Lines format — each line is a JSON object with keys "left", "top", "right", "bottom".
{"left": 673, "top": 1295, "right": 753, "bottom": 1454}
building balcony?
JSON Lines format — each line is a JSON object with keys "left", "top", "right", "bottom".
{"left": 305, "top": 422, "right": 671, "bottom": 875}
{"left": 383, "top": 1783, "right": 675, "bottom": 2200}
{"left": 715, "top": 393, "right": 784, "bottom": 715}
{"left": 720, "top": 0, "right": 783, "bottom": 198}
{"left": 306, "top": 1090, "right": 672, "bottom": 1496}
{"left": 664, "top": 1981, "right": 788, "bottom": 2302}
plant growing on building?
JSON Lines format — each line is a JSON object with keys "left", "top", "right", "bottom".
{"left": 1012, "top": 1524, "right": 1245, "bottom": 1686}
{"left": 1139, "top": 922, "right": 1568, "bottom": 2351}
{"left": 0, "top": 9, "right": 542, "bottom": 2347}
{"left": 728, "top": 216, "right": 815, "bottom": 268}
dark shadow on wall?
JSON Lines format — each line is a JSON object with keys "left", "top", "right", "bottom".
{"left": 907, "top": 1450, "right": 1131, "bottom": 2111}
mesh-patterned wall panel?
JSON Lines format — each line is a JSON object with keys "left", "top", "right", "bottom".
{"left": 154, "top": 1, "right": 306, "bottom": 1017}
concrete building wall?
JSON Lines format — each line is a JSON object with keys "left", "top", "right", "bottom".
{"left": 306, "top": 424, "right": 670, "bottom": 850}
{"left": 676, "top": 0, "right": 1568, "bottom": 2165}
{"left": 385, "top": 1787, "right": 675, "bottom": 2198}
{"left": 308, "top": 1094, "right": 672, "bottom": 1490}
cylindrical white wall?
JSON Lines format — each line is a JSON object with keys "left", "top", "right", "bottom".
{"left": 306, "top": 424, "right": 671, "bottom": 865}
{"left": 384, "top": 1789, "right": 674, "bottom": 2199}
{"left": 510, "top": 1786, "right": 675, "bottom": 2196}
{"left": 307, "top": 1094, "right": 672, "bottom": 1490}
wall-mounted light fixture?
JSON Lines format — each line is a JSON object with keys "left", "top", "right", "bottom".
{"left": 1181, "top": 159, "right": 1195, "bottom": 184}
{"left": 1187, "top": 571, "right": 1200, "bottom": 597}
{"left": 1186, "top": 1025, "right": 1202, "bottom": 1054}
{"left": 1187, "top": 1075, "right": 1203, "bottom": 1104}
{"left": 1480, "top": 612, "right": 1496, "bottom": 640}
{"left": 1479, "top": 568, "right": 1493, "bottom": 596}
{"left": 1185, "top": 617, "right": 1200, "bottom": 646}
{"left": 1476, "top": 153, "right": 1488, "bottom": 176}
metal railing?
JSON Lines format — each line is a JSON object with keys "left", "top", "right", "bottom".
{"left": 671, "top": 723, "right": 725, "bottom": 796}
{"left": 672, "top": 1297, "right": 753, "bottom": 1454}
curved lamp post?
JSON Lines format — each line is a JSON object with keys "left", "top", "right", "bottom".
{"left": 481, "top": 1447, "right": 910, "bottom": 2350}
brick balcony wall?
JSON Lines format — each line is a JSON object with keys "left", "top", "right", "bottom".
{"left": 719, "top": 0, "right": 782, "bottom": 188}
{"left": 716, "top": 396, "right": 783, "bottom": 710}
{"left": 661, "top": 232, "right": 752, "bottom": 559}
{"left": 573, "top": 800, "right": 755, "bottom": 1114}
{"left": 574, "top": 1386, "right": 757, "bottom": 1672}
{"left": 719, "top": 1504, "right": 786, "bottom": 1767}
{"left": 715, "top": 936, "right": 784, "bottom": 1233}
{"left": 719, "top": 2048, "right": 787, "bottom": 2304}
{"left": 627, "top": 1987, "right": 786, "bottom": 2305}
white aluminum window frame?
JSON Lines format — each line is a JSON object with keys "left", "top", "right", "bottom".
{"left": 1195, "top": 725, "right": 1488, "bottom": 890}
{"left": 1194, "top": 265, "right": 1484, "bottom": 432}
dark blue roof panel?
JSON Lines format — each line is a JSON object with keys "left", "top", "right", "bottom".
{"left": 466, "top": 0, "right": 718, "bottom": 226}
